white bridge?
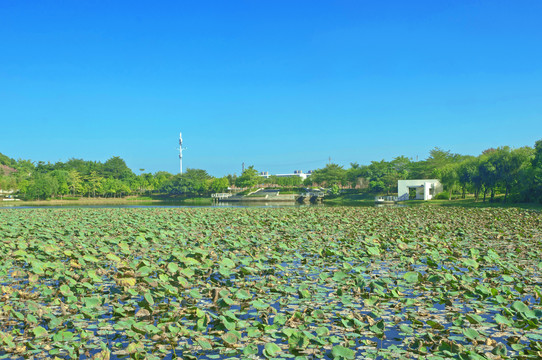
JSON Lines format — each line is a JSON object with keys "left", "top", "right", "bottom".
{"left": 211, "top": 193, "right": 233, "bottom": 200}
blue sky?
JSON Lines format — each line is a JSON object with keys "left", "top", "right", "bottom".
{"left": 1, "top": 1, "right": 541, "bottom": 176}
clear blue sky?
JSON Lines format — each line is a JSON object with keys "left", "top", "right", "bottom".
{"left": 1, "top": 1, "right": 541, "bottom": 176}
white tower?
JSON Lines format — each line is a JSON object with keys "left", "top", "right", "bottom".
{"left": 179, "top": 132, "right": 183, "bottom": 175}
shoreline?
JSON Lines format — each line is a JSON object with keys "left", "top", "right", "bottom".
{"left": 2, "top": 195, "right": 541, "bottom": 211}
{"left": 1, "top": 197, "right": 213, "bottom": 207}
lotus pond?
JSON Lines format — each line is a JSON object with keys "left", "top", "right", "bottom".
{"left": 0, "top": 207, "right": 541, "bottom": 359}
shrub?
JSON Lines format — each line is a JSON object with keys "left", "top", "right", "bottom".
{"left": 434, "top": 192, "right": 449, "bottom": 200}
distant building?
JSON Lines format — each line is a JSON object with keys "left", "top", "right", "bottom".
{"left": 260, "top": 170, "right": 312, "bottom": 181}
{"left": 397, "top": 179, "right": 443, "bottom": 201}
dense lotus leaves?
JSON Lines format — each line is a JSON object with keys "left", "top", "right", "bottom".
{"left": 0, "top": 207, "right": 541, "bottom": 359}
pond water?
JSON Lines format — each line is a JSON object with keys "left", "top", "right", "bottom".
{"left": 0, "top": 201, "right": 404, "bottom": 209}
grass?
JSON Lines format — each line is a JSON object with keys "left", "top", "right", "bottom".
{"left": 126, "top": 196, "right": 153, "bottom": 201}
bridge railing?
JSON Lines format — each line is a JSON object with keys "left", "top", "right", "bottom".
{"left": 302, "top": 192, "right": 325, "bottom": 197}
{"left": 211, "top": 193, "right": 233, "bottom": 199}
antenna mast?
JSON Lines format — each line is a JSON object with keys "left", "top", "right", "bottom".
{"left": 179, "top": 132, "right": 183, "bottom": 175}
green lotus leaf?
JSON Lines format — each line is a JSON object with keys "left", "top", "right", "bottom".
{"left": 491, "top": 343, "right": 507, "bottom": 356}
{"left": 501, "top": 274, "right": 514, "bottom": 282}
{"left": 243, "top": 343, "right": 259, "bottom": 355}
{"left": 88, "top": 270, "right": 102, "bottom": 282}
{"left": 32, "top": 326, "right": 48, "bottom": 338}
{"left": 144, "top": 324, "right": 161, "bottom": 334}
{"left": 369, "top": 320, "right": 385, "bottom": 335}
{"left": 83, "top": 255, "right": 100, "bottom": 263}
{"left": 167, "top": 262, "right": 180, "bottom": 274}
{"left": 331, "top": 345, "right": 355, "bottom": 359}
{"left": 189, "top": 289, "right": 202, "bottom": 299}
{"left": 59, "top": 284, "right": 72, "bottom": 295}
{"left": 53, "top": 330, "right": 74, "bottom": 342}
{"left": 13, "top": 249, "right": 27, "bottom": 258}
{"left": 274, "top": 314, "right": 288, "bottom": 326}
{"left": 426, "top": 320, "right": 444, "bottom": 330}
{"left": 235, "top": 289, "right": 252, "bottom": 300}
{"left": 106, "top": 253, "right": 121, "bottom": 262}
{"left": 251, "top": 299, "right": 269, "bottom": 310}
{"left": 220, "top": 316, "right": 236, "bottom": 331}
{"left": 125, "top": 342, "right": 144, "bottom": 354}
{"left": 333, "top": 271, "right": 348, "bottom": 281}
{"left": 511, "top": 300, "right": 529, "bottom": 314}
{"left": 366, "top": 246, "right": 380, "bottom": 256}
{"left": 462, "top": 258, "right": 479, "bottom": 269}
{"left": 316, "top": 326, "right": 329, "bottom": 336}
{"left": 31, "top": 261, "right": 45, "bottom": 274}
{"left": 462, "top": 328, "right": 480, "bottom": 341}
{"left": 221, "top": 331, "right": 240, "bottom": 345}
{"left": 263, "top": 342, "right": 282, "bottom": 358}
{"left": 26, "top": 314, "right": 38, "bottom": 324}
{"left": 84, "top": 297, "right": 102, "bottom": 308}
{"left": 219, "top": 257, "right": 236, "bottom": 269}
{"left": 144, "top": 292, "right": 154, "bottom": 306}
{"left": 465, "top": 314, "right": 483, "bottom": 325}
{"left": 247, "top": 327, "right": 261, "bottom": 337}
{"left": 403, "top": 271, "right": 420, "bottom": 283}
{"left": 289, "top": 330, "right": 310, "bottom": 349}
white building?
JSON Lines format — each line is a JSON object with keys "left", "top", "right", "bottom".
{"left": 260, "top": 170, "right": 311, "bottom": 181}
{"left": 397, "top": 179, "right": 443, "bottom": 201}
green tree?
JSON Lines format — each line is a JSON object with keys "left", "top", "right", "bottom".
{"left": 0, "top": 152, "right": 17, "bottom": 167}
{"left": 478, "top": 150, "right": 498, "bottom": 202}
{"left": 210, "top": 177, "right": 230, "bottom": 193}
{"left": 307, "top": 164, "right": 347, "bottom": 187}
{"left": 267, "top": 175, "right": 303, "bottom": 187}
{"left": 51, "top": 170, "right": 70, "bottom": 199}
{"left": 346, "top": 162, "right": 370, "bottom": 189}
{"left": 457, "top": 157, "right": 481, "bottom": 199}
{"left": 35, "top": 161, "right": 56, "bottom": 174}
{"left": 15, "top": 159, "right": 35, "bottom": 175}
{"left": 530, "top": 140, "right": 542, "bottom": 203}
{"left": 161, "top": 168, "right": 213, "bottom": 195}
{"left": 102, "top": 178, "right": 122, "bottom": 198}
{"left": 427, "top": 148, "right": 459, "bottom": 170}
{"left": 0, "top": 172, "right": 17, "bottom": 193}
{"left": 103, "top": 156, "right": 134, "bottom": 180}
{"left": 235, "top": 166, "right": 260, "bottom": 188}
{"left": 494, "top": 146, "right": 533, "bottom": 202}
{"left": 153, "top": 171, "right": 173, "bottom": 192}
{"left": 435, "top": 163, "right": 460, "bottom": 200}
{"left": 366, "top": 160, "right": 404, "bottom": 194}
{"left": 226, "top": 174, "right": 237, "bottom": 186}
{"left": 139, "top": 173, "right": 156, "bottom": 193}
{"left": 86, "top": 171, "right": 104, "bottom": 198}
{"left": 26, "top": 173, "right": 58, "bottom": 200}
{"left": 68, "top": 170, "right": 83, "bottom": 196}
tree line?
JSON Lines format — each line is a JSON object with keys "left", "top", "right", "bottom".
{"left": 1, "top": 139, "right": 541, "bottom": 203}
{"left": 305, "top": 140, "right": 542, "bottom": 203}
